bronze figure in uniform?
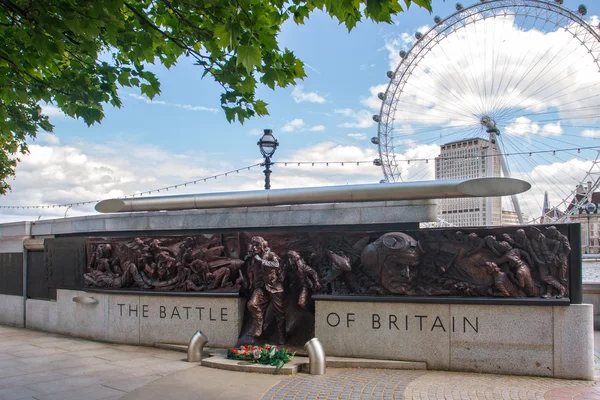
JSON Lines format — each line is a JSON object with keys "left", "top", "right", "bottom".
{"left": 246, "top": 236, "right": 286, "bottom": 344}
{"left": 285, "top": 250, "right": 321, "bottom": 309}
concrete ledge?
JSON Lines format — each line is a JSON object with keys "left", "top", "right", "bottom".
{"left": 582, "top": 284, "right": 600, "bottom": 330}
{"left": 18, "top": 200, "right": 436, "bottom": 236}
{"left": 155, "top": 343, "right": 427, "bottom": 371}
{"left": 325, "top": 357, "right": 426, "bottom": 370}
{"left": 196, "top": 348, "right": 427, "bottom": 375}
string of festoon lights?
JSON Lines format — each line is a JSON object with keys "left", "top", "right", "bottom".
{"left": 0, "top": 145, "right": 598, "bottom": 210}
{"left": 0, "top": 163, "right": 262, "bottom": 210}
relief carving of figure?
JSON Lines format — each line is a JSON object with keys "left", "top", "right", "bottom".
{"left": 246, "top": 236, "right": 286, "bottom": 344}
{"left": 493, "top": 241, "right": 538, "bottom": 297}
{"left": 545, "top": 226, "right": 571, "bottom": 289}
{"left": 360, "top": 232, "right": 420, "bottom": 294}
{"left": 285, "top": 250, "right": 321, "bottom": 309}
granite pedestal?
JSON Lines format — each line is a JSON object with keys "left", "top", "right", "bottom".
{"left": 315, "top": 299, "right": 594, "bottom": 380}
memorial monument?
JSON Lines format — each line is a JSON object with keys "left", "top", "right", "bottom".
{"left": 0, "top": 176, "right": 592, "bottom": 380}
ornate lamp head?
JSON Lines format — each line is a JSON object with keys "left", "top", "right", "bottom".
{"left": 257, "top": 129, "right": 279, "bottom": 159}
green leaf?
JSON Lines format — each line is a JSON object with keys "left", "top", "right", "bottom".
{"left": 254, "top": 100, "right": 269, "bottom": 116}
{"left": 365, "top": 0, "right": 384, "bottom": 18}
{"left": 236, "top": 45, "right": 262, "bottom": 73}
{"left": 411, "top": 0, "right": 432, "bottom": 12}
{"left": 223, "top": 106, "right": 236, "bottom": 122}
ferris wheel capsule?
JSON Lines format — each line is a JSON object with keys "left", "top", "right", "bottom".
{"left": 377, "top": 92, "right": 386, "bottom": 100}
{"left": 399, "top": 50, "right": 407, "bottom": 58}
{"left": 456, "top": 3, "right": 464, "bottom": 11}
{"left": 434, "top": 16, "right": 442, "bottom": 24}
{"left": 578, "top": 4, "right": 587, "bottom": 16}
{"left": 371, "top": 137, "right": 380, "bottom": 145}
{"left": 373, "top": 159, "right": 383, "bottom": 166}
{"left": 386, "top": 71, "right": 395, "bottom": 79}
{"left": 372, "top": 114, "right": 380, "bottom": 123}
{"left": 415, "top": 32, "right": 423, "bottom": 40}
{"left": 554, "top": 0, "right": 564, "bottom": 4}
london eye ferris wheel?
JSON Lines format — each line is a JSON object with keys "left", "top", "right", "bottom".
{"left": 372, "top": 0, "right": 600, "bottom": 224}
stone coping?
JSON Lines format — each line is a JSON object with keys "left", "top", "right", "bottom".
{"left": 163, "top": 346, "right": 429, "bottom": 375}
{"left": 312, "top": 294, "right": 570, "bottom": 306}
{"left": 81, "top": 288, "right": 242, "bottom": 297}
{"left": 583, "top": 283, "right": 600, "bottom": 294}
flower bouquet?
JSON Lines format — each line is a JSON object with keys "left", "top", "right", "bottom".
{"left": 227, "top": 344, "right": 295, "bottom": 370}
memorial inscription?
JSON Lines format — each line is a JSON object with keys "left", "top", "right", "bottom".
{"left": 115, "top": 303, "right": 229, "bottom": 321}
{"left": 323, "top": 311, "right": 479, "bottom": 333}
{"left": 84, "top": 224, "right": 571, "bottom": 346}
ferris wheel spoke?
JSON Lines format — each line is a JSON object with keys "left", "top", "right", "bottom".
{"left": 449, "top": 24, "right": 489, "bottom": 115}
{"left": 493, "top": 36, "right": 573, "bottom": 114}
{"left": 390, "top": 100, "right": 477, "bottom": 125}
{"left": 498, "top": 137, "right": 539, "bottom": 219}
{"left": 496, "top": 51, "right": 593, "bottom": 120}
{"left": 430, "top": 26, "right": 487, "bottom": 115}
{"left": 503, "top": 134, "right": 585, "bottom": 196}
{"left": 409, "top": 52, "right": 482, "bottom": 117}
{"left": 505, "top": 133, "right": 590, "bottom": 167}
{"left": 402, "top": 63, "right": 482, "bottom": 119}
{"left": 502, "top": 136, "right": 572, "bottom": 203}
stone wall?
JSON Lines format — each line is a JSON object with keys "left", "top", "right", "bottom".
{"left": 27, "top": 289, "right": 245, "bottom": 348}
{"left": 315, "top": 300, "right": 594, "bottom": 380}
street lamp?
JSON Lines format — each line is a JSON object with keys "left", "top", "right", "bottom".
{"left": 257, "top": 129, "right": 279, "bottom": 190}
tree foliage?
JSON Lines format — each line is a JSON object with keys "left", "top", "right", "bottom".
{"left": 0, "top": 0, "right": 432, "bottom": 194}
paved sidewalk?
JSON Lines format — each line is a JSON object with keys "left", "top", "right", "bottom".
{"left": 0, "top": 325, "right": 196, "bottom": 400}
{"left": 0, "top": 324, "right": 598, "bottom": 400}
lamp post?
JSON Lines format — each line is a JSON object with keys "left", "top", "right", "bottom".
{"left": 257, "top": 129, "right": 279, "bottom": 190}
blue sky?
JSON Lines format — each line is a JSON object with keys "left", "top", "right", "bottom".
{"left": 2, "top": 0, "right": 600, "bottom": 222}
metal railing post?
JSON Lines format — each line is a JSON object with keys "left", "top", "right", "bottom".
{"left": 304, "top": 338, "right": 326, "bottom": 375}
{"left": 187, "top": 330, "right": 208, "bottom": 362}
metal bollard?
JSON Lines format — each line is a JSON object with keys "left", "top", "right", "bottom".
{"left": 304, "top": 338, "right": 326, "bottom": 375}
{"left": 187, "top": 330, "right": 208, "bottom": 362}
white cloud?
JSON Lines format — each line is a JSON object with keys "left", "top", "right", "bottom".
{"left": 510, "top": 158, "right": 594, "bottom": 219}
{"left": 505, "top": 118, "right": 563, "bottom": 137}
{"left": 400, "top": 124, "right": 414, "bottom": 135}
{"left": 505, "top": 116, "right": 540, "bottom": 136}
{"left": 541, "top": 122, "right": 563, "bottom": 136}
{"left": 291, "top": 86, "right": 326, "bottom": 104}
{"left": 361, "top": 84, "right": 388, "bottom": 110}
{"left": 384, "top": 25, "right": 430, "bottom": 71}
{"left": 281, "top": 119, "right": 305, "bottom": 132}
{"left": 336, "top": 109, "right": 375, "bottom": 129}
{"left": 126, "top": 93, "right": 219, "bottom": 113}
{"left": 0, "top": 138, "right": 389, "bottom": 222}
{"left": 347, "top": 133, "right": 367, "bottom": 140}
{"left": 41, "top": 105, "right": 65, "bottom": 117}
{"left": 36, "top": 132, "right": 60, "bottom": 145}
{"left": 249, "top": 128, "right": 263, "bottom": 136}
{"left": 281, "top": 119, "right": 325, "bottom": 133}
{"left": 370, "top": 14, "right": 600, "bottom": 134}
{"left": 334, "top": 108, "right": 353, "bottom": 117}
{"left": 582, "top": 129, "right": 600, "bottom": 138}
